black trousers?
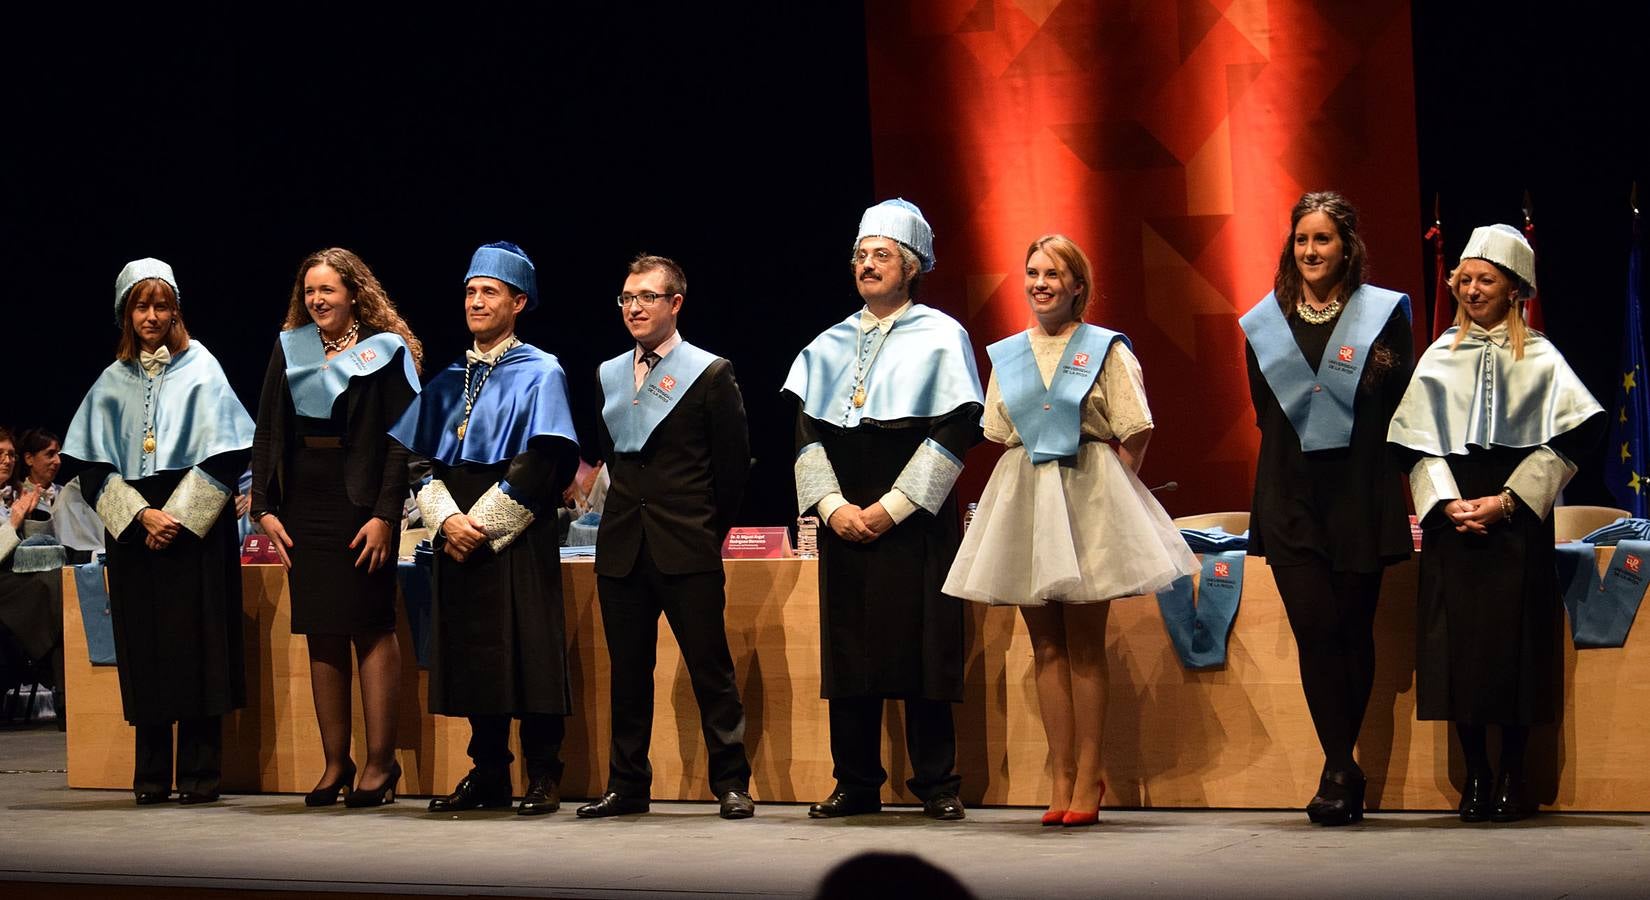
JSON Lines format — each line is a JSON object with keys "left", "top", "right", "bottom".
{"left": 597, "top": 549, "right": 750, "bottom": 799}
{"left": 1272, "top": 561, "right": 1382, "bottom": 776}
{"left": 133, "top": 716, "right": 222, "bottom": 795}
{"left": 466, "top": 714, "right": 565, "bottom": 782}
{"left": 828, "top": 696, "right": 959, "bottom": 800}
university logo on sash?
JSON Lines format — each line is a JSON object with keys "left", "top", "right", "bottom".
{"left": 660, "top": 374, "right": 677, "bottom": 392}
{"left": 1072, "top": 352, "right": 1091, "bottom": 368}
{"left": 1213, "top": 561, "right": 1231, "bottom": 578}
{"left": 1337, "top": 345, "right": 1354, "bottom": 363}
{"left": 1628, "top": 554, "right": 1642, "bottom": 574}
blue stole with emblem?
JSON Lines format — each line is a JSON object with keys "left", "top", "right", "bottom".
{"left": 387, "top": 343, "right": 578, "bottom": 467}
{"left": 988, "top": 325, "right": 1124, "bottom": 465}
{"left": 1155, "top": 527, "right": 1247, "bottom": 669}
{"left": 281, "top": 328, "right": 418, "bottom": 419}
{"left": 1239, "top": 286, "right": 1409, "bottom": 452}
{"left": 62, "top": 341, "right": 255, "bottom": 480}
{"left": 1555, "top": 540, "right": 1650, "bottom": 648}
{"left": 599, "top": 341, "right": 718, "bottom": 453}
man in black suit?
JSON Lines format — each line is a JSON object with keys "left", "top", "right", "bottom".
{"left": 576, "top": 254, "right": 755, "bottom": 820}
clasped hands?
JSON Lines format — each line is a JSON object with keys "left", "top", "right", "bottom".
{"left": 1443, "top": 495, "right": 1509, "bottom": 535}
{"left": 441, "top": 513, "right": 490, "bottom": 562}
{"left": 828, "top": 502, "right": 895, "bottom": 543}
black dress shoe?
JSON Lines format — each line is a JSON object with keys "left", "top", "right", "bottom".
{"left": 177, "top": 791, "right": 220, "bottom": 805}
{"left": 923, "top": 791, "right": 966, "bottom": 821}
{"left": 576, "top": 791, "right": 650, "bottom": 818}
{"left": 1490, "top": 771, "right": 1533, "bottom": 823}
{"left": 1459, "top": 770, "right": 1495, "bottom": 823}
{"left": 428, "top": 771, "right": 512, "bottom": 813}
{"left": 1310, "top": 770, "right": 1364, "bottom": 827}
{"left": 517, "top": 775, "right": 560, "bottom": 816}
{"left": 134, "top": 791, "right": 171, "bottom": 806}
{"left": 808, "top": 789, "right": 881, "bottom": 818}
{"left": 344, "top": 761, "right": 401, "bottom": 809}
{"left": 719, "top": 790, "right": 755, "bottom": 820}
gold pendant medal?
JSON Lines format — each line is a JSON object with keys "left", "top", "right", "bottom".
{"left": 142, "top": 432, "right": 157, "bottom": 454}
{"left": 852, "top": 386, "right": 867, "bottom": 408}
{"left": 456, "top": 421, "right": 467, "bottom": 441}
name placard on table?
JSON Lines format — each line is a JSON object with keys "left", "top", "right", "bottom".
{"left": 721, "top": 527, "right": 793, "bottom": 559}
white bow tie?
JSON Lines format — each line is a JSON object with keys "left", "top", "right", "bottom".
{"left": 139, "top": 346, "right": 172, "bottom": 377}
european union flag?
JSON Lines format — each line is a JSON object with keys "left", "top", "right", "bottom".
{"left": 1606, "top": 214, "right": 1648, "bottom": 515}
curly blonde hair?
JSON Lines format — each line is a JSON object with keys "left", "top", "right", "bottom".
{"left": 284, "top": 248, "right": 424, "bottom": 373}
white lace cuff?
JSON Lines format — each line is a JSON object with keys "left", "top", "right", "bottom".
{"left": 468, "top": 482, "right": 535, "bottom": 553}
{"left": 1506, "top": 445, "right": 1576, "bottom": 521}
{"left": 163, "top": 467, "right": 231, "bottom": 539}
{"left": 1408, "top": 456, "right": 1461, "bottom": 523}
{"left": 94, "top": 474, "right": 149, "bottom": 540}
{"left": 0, "top": 522, "right": 17, "bottom": 566}
{"left": 794, "top": 442, "right": 843, "bottom": 515}
{"left": 417, "top": 479, "right": 462, "bottom": 534}
{"left": 892, "top": 438, "right": 963, "bottom": 515}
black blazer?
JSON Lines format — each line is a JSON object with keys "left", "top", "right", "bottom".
{"left": 594, "top": 355, "right": 749, "bottom": 577}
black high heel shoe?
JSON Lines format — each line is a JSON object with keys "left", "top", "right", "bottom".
{"left": 345, "top": 761, "right": 401, "bottom": 808}
{"left": 1309, "top": 770, "right": 1365, "bottom": 826}
{"left": 304, "top": 760, "right": 357, "bottom": 807}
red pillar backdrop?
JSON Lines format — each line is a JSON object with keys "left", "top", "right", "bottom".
{"left": 865, "top": 0, "right": 1423, "bottom": 515}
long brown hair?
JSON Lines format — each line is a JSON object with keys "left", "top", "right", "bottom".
{"left": 115, "top": 278, "right": 191, "bottom": 362}
{"left": 1272, "top": 191, "right": 1368, "bottom": 316}
{"left": 284, "top": 248, "right": 424, "bottom": 374}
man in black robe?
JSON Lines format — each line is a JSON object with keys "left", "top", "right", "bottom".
{"left": 390, "top": 242, "right": 580, "bottom": 816}
{"left": 784, "top": 199, "right": 984, "bottom": 820}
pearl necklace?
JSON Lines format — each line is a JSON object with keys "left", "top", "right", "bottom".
{"left": 318, "top": 320, "right": 360, "bottom": 353}
{"left": 1296, "top": 296, "right": 1343, "bottom": 325}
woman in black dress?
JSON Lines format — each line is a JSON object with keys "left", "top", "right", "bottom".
{"left": 251, "top": 248, "right": 422, "bottom": 807}
{"left": 61, "top": 259, "right": 256, "bottom": 805}
{"left": 1389, "top": 225, "right": 1603, "bottom": 822}
{"left": 1238, "top": 192, "right": 1414, "bottom": 825}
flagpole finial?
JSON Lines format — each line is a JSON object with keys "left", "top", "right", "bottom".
{"left": 1633, "top": 182, "right": 1640, "bottom": 218}
{"left": 1522, "top": 189, "right": 1534, "bottom": 226}
{"left": 1432, "top": 192, "right": 1441, "bottom": 226}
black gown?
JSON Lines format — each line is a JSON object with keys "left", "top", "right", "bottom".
{"left": 1410, "top": 431, "right": 1602, "bottom": 725}
{"left": 83, "top": 454, "right": 248, "bottom": 724}
{"left": 1245, "top": 305, "right": 1414, "bottom": 572}
{"left": 427, "top": 438, "right": 578, "bottom": 717}
{"left": 799, "top": 407, "right": 982, "bottom": 702}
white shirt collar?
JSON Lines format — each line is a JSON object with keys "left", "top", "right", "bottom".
{"left": 858, "top": 300, "right": 912, "bottom": 334}
{"left": 467, "top": 334, "right": 521, "bottom": 365}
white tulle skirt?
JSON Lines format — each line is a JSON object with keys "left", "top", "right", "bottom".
{"left": 944, "top": 442, "right": 1197, "bottom": 606}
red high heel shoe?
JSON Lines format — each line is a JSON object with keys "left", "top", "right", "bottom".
{"left": 1061, "top": 782, "right": 1106, "bottom": 827}
{"left": 1041, "top": 808, "right": 1067, "bottom": 826}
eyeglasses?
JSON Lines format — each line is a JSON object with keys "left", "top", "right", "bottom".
{"left": 852, "top": 248, "right": 897, "bottom": 265}
{"left": 616, "top": 292, "right": 674, "bottom": 309}
{"left": 0, "top": 450, "right": 14, "bottom": 461}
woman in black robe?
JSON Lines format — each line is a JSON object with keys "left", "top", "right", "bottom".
{"left": 1389, "top": 224, "right": 1604, "bottom": 822}
{"left": 61, "top": 259, "right": 255, "bottom": 805}
{"left": 1240, "top": 192, "right": 1414, "bottom": 825}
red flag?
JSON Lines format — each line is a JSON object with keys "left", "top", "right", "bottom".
{"left": 1523, "top": 193, "right": 1545, "bottom": 332}
{"left": 1426, "top": 219, "right": 1451, "bottom": 341}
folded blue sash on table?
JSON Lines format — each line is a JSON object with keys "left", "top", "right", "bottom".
{"left": 1156, "top": 527, "right": 1248, "bottom": 669}
{"left": 1556, "top": 538, "right": 1650, "bottom": 649}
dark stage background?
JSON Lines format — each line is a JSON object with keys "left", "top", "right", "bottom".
{"left": 3, "top": 2, "right": 1646, "bottom": 527}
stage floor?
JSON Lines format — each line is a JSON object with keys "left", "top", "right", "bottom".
{"left": 4, "top": 723, "right": 1649, "bottom": 900}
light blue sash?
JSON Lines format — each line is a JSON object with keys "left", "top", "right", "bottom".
{"left": 988, "top": 325, "right": 1124, "bottom": 464}
{"left": 1155, "top": 550, "right": 1245, "bottom": 670}
{"left": 73, "top": 558, "right": 117, "bottom": 665}
{"left": 599, "top": 341, "right": 718, "bottom": 453}
{"left": 1556, "top": 539, "right": 1650, "bottom": 649}
{"left": 281, "top": 328, "right": 417, "bottom": 419}
{"left": 1238, "top": 286, "right": 1408, "bottom": 451}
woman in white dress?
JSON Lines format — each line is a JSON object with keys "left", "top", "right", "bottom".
{"left": 944, "top": 234, "right": 1195, "bottom": 826}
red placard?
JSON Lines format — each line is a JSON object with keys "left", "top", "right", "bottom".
{"left": 240, "top": 534, "right": 284, "bottom": 565}
{"left": 721, "top": 527, "right": 793, "bottom": 559}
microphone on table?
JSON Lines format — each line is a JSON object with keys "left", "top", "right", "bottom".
{"left": 1149, "top": 481, "right": 1179, "bottom": 494}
